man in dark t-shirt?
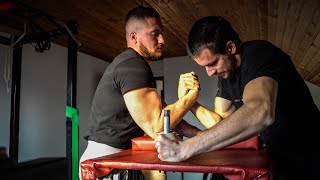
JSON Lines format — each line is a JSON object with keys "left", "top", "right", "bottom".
{"left": 155, "top": 16, "right": 320, "bottom": 179}
{"left": 80, "top": 6, "right": 201, "bottom": 180}
{"left": 84, "top": 47, "right": 154, "bottom": 149}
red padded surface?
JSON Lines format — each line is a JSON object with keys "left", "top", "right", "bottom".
{"left": 132, "top": 136, "right": 260, "bottom": 151}
{"left": 224, "top": 136, "right": 259, "bottom": 150}
{"left": 131, "top": 136, "right": 156, "bottom": 151}
{"left": 81, "top": 149, "right": 272, "bottom": 180}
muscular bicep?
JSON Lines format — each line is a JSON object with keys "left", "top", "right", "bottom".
{"left": 123, "top": 87, "right": 163, "bottom": 138}
{"left": 214, "top": 97, "right": 236, "bottom": 119}
{"left": 243, "top": 76, "right": 278, "bottom": 125}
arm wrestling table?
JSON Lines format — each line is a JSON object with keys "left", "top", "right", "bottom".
{"left": 80, "top": 136, "right": 273, "bottom": 180}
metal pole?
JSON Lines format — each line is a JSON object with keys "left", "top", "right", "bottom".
{"left": 66, "top": 20, "right": 78, "bottom": 180}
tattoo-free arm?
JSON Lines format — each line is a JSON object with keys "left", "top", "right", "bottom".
{"left": 172, "top": 120, "right": 201, "bottom": 138}
{"left": 124, "top": 87, "right": 199, "bottom": 139}
{"left": 182, "top": 76, "right": 278, "bottom": 159}
{"left": 156, "top": 76, "right": 278, "bottom": 162}
{"left": 190, "top": 96, "right": 236, "bottom": 128}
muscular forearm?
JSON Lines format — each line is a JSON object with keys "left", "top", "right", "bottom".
{"left": 173, "top": 120, "right": 201, "bottom": 138}
{"left": 156, "top": 77, "right": 278, "bottom": 162}
{"left": 149, "top": 91, "right": 198, "bottom": 138}
{"left": 191, "top": 102, "right": 222, "bottom": 128}
{"left": 156, "top": 90, "right": 199, "bottom": 133}
{"left": 182, "top": 104, "right": 270, "bottom": 159}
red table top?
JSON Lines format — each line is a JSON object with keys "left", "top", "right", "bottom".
{"left": 81, "top": 149, "right": 272, "bottom": 180}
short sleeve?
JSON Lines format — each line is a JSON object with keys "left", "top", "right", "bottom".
{"left": 242, "top": 41, "right": 281, "bottom": 85}
{"left": 114, "top": 58, "right": 155, "bottom": 95}
{"left": 216, "top": 77, "right": 230, "bottom": 100}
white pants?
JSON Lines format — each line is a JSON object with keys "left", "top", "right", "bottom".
{"left": 79, "top": 141, "right": 124, "bottom": 180}
{"left": 79, "top": 141, "right": 165, "bottom": 180}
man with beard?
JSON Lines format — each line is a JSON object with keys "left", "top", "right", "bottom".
{"left": 80, "top": 6, "right": 201, "bottom": 180}
{"left": 155, "top": 16, "right": 320, "bottom": 180}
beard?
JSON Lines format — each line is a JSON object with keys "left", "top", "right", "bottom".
{"left": 139, "top": 43, "right": 163, "bottom": 61}
{"left": 222, "top": 54, "right": 238, "bottom": 80}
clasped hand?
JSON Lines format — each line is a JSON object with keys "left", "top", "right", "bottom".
{"left": 154, "top": 132, "right": 186, "bottom": 162}
{"left": 178, "top": 71, "right": 200, "bottom": 99}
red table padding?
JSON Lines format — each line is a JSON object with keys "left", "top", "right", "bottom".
{"left": 80, "top": 149, "right": 272, "bottom": 180}
{"left": 132, "top": 135, "right": 260, "bottom": 151}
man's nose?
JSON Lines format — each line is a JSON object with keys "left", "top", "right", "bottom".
{"left": 158, "top": 34, "right": 164, "bottom": 44}
{"left": 206, "top": 67, "right": 215, "bottom": 76}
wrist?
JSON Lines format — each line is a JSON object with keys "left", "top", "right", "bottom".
{"left": 180, "top": 139, "right": 198, "bottom": 161}
{"left": 179, "top": 140, "right": 190, "bottom": 161}
{"left": 186, "top": 90, "right": 199, "bottom": 103}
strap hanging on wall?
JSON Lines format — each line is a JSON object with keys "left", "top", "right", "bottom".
{"left": 5, "top": 0, "right": 81, "bottom": 53}
{"left": 4, "top": 36, "right": 14, "bottom": 93}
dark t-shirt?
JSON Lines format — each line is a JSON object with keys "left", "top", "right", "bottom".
{"left": 84, "top": 48, "right": 156, "bottom": 149}
{"left": 217, "top": 40, "right": 320, "bottom": 178}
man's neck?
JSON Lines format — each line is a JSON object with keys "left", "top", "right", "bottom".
{"left": 128, "top": 46, "right": 151, "bottom": 64}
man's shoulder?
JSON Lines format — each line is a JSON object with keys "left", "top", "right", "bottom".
{"left": 111, "top": 48, "right": 145, "bottom": 66}
{"left": 244, "top": 40, "right": 274, "bottom": 47}
{"left": 116, "top": 48, "right": 138, "bottom": 60}
{"left": 242, "top": 40, "right": 278, "bottom": 56}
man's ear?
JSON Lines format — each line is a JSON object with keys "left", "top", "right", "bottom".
{"left": 226, "top": 40, "right": 236, "bottom": 54}
{"left": 129, "top": 32, "right": 137, "bottom": 44}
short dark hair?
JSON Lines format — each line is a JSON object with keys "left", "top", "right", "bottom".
{"left": 187, "top": 16, "right": 241, "bottom": 57}
{"left": 126, "top": 6, "right": 160, "bottom": 23}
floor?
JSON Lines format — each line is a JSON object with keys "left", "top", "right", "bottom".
{"left": 0, "top": 158, "right": 228, "bottom": 180}
{"left": 0, "top": 157, "right": 68, "bottom": 180}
